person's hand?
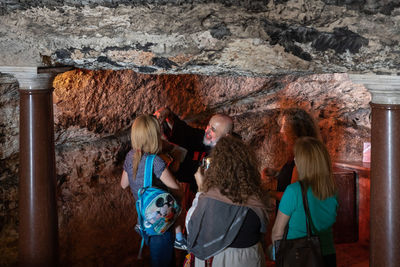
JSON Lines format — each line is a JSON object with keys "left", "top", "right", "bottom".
{"left": 154, "top": 107, "right": 174, "bottom": 136}
{"left": 194, "top": 167, "right": 205, "bottom": 192}
{"left": 268, "top": 190, "right": 283, "bottom": 201}
{"left": 262, "top": 167, "right": 278, "bottom": 181}
{"left": 154, "top": 107, "right": 172, "bottom": 123}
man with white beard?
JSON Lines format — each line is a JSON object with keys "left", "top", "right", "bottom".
{"left": 154, "top": 107, "right": 233, "bottom": 192}
{"left": 153, "top": 107, "right": 233, "bottom": 250}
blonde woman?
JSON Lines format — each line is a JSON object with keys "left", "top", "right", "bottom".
{"left": 120, "top": 115, "right": 182, "bottom": 267}
{"left": 272, "top": 137, "right": 338, "bottom": 267}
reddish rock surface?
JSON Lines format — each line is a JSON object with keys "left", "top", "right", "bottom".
{"left": 0, "top": 70, "right": 371, "bottom": 265}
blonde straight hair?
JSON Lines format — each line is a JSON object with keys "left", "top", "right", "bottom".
{"left": 131, "top": 115, "right": 161, "bottom": 180}
{"left": 294, "top": 137, "right": 336, "bottom": 200}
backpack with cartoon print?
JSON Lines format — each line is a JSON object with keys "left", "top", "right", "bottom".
{"left": 136, "top": 154, "right": 181, "bottom": 236}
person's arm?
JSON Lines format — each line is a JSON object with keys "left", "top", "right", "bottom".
{"left": 170, "top": 116, "right": 205, "bottom": 150}
{"left": 262, "top": 167, "right": 279, "bottom": 180}
{"left": 155, "top": 107, "right": 204, "bottom": 150}
{"left": 194, "top": 167, "right": 205, "bottom": 192}
{"left": 185, "top": 191, "right": 203, "bottom": 235}
{"left": 269, "top": 190, "right": 284, "bottom": 201}
{"left": 154, "top": 107, "right": 174, "bottom": 129}
{"left": 120, "top": 170, "right": 129, "bottom": 189}
{"left": 261, "top": 167, "right": 282, "bottom": 200}
{"left": 121, "top": 150, "right": 134, "bottom": 189}
{"left": 271, "top": 210, "right": 290, "bottom": 243}
{"left": 160, "top": 168, "right": 183, "bottom": 201}
{"left": 184, "top": 167, "right": 206, "bottom": 235}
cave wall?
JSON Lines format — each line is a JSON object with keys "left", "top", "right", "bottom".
{"left": 0, "top": 0, "right": 393, "bottom": 265}
{"left": 0, "top": 74, "right": 19, "bottom": 265}
{"left": 0, "top": 69, "right": 370, "bottom": 265}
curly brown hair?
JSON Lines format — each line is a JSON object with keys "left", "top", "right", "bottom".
{"left": 203, "top": 135, "right": 264, "bottom": 204}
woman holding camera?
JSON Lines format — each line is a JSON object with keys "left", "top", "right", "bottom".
{"left": 185, "top": 135, "right": 269, "bottom": 267}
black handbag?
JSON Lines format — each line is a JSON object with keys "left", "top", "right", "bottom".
{"left": 274, "top": 181, "right": 325, "bottom": 267}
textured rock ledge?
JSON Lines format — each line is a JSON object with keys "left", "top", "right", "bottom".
{"left": 0, "top": 1, "right": 399, "bottom": 75}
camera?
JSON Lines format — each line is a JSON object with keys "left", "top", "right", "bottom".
{"left": 201, "top": 157, "right": 211, "bottom": 170}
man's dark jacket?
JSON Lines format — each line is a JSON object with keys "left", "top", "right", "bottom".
{"left": 167, "top": 114, "right": 210, "bottom": 192}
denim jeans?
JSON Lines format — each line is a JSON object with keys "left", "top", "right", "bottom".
{"left": 144, "top": 228, "right": 175, "bottom": 267}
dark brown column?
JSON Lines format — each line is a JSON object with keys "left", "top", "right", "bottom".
{"left": 0, "top": 67, "right": 61, "bottom": 266}
{"left": 349, "top": 74, "right": 400, "bottom": 267}
{"left": 18, "top": 87, "right": 58, "bottom": 266}
{"left": 370, "top": 103, "right": 400, "bottom": 266}
{"left": 0, "top": 66, "right": 72, "bottom": 266}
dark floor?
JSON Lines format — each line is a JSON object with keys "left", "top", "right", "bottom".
{"left": 124, "top": 240, "right": 369, "bottom": 267}
{"left": 264, "top": 241, "right": 369, "bottom": 267}
{"left": 335, "top": 241, "right": 369, "bottom": 267}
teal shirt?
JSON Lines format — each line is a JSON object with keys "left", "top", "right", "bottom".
{"left": 278, "top": 182, "right": 338, "bottom": 255}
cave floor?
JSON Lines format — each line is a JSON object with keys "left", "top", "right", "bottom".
{"left": 266, "top": 240, "right": 369, "bottom": 267}
{"left": 122, "top": 240, "right": 369, "bottom": 267}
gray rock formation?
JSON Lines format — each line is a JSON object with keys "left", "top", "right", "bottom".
{"left": 0, "top": 1, "right": 399, "bottom": 75}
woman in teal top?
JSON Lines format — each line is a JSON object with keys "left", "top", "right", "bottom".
{"left": 272, "top": 137, "right": 338, "bottom": 267}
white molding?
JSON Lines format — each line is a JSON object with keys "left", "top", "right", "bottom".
{"left": 348, "top": 74, "right": 400, "bottom": 105}
{"left": 0, "top": 66, "right": 55, "bottom": 90}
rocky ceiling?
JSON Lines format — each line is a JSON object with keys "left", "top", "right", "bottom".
{"left": 0, "top": 0, "right": 399, "bottom": 75}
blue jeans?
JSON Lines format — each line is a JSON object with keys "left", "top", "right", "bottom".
{"left": 144, "top": 229, "right": 175, "bottom": 267}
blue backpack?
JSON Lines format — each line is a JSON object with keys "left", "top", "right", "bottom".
{"left": 136, "top": 155, "right": 181, "bottom": 257}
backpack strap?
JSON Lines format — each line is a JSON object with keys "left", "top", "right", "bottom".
{"left": 137, "top": 154, "right": 156, "bottom": 260}
{"left": 143, "top": 154, "right": 156, "bottom": 188}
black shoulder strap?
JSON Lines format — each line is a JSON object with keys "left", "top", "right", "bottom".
{"left": 299, "top": 181, "right": 317, "bottom": 237}
{"left": 281, "top": 181, "right": 317, "bottom": 241}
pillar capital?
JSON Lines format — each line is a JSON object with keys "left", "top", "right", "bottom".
{"left": 0, "top": 66, "right": 55, "bottom": 90}
{"left": 349, "top": 74, "right": 400, "bottom": 105}
{"left": 0, "top": 66, "right": 73, "bottom": 90}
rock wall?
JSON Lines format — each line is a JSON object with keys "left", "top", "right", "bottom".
{"left": 0, "top": 1, "right": 399, "bottom": 75}
{"left": 0, "top": 69, "right": 370, "bottom": 265}
{"left": 0, "top": 74, "right": 19, "bottom": 266}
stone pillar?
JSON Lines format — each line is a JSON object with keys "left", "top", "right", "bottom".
{"left": 0, "top": 67, "right": 58, "bottom": 266}
{"left": 349, "top": 74, "right": 400, "bottom": 267}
